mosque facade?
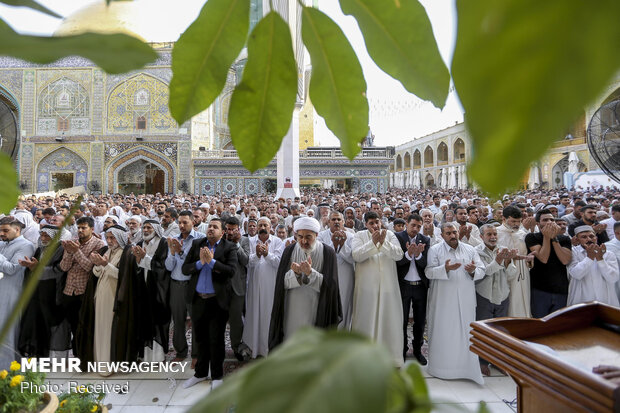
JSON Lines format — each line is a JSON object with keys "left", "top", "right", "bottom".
{"left": 0, "top": 0, "right": 392, "bottom": 196}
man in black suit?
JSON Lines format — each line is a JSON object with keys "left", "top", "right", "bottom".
{"left": 224, "top": 217, "right": 251, "bottom": 361}
{"left": 395, "top": 213, "right": 430, "bottom": 365}
{"left": 181, "top": 218, "right": 237, "bottom": 389}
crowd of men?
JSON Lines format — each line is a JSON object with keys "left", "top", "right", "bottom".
{"left": 1, "top": 187, "right": 619, "bottom": 388}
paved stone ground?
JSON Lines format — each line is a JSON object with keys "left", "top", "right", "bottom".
{"left": 44, "top": 320, "right": 517, "bottom": 412}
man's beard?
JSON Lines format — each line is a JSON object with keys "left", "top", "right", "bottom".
{"left": 143, "top": 232, "right": 156, "bottom": 242}
{"left": 157, "top": 211, "right": 164, "bottom": 216}
{"left": 258, "top": 229, "right": 269, "bottom": 236}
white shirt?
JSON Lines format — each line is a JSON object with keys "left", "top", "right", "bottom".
{"left": 601, "top": 217, "right": 618, "bottom": 241}
{"left": 568, "top": 245, "right": 619, "bottom": 307}
{"left": 403, "top": 235, "right": 423, "bottom": 282}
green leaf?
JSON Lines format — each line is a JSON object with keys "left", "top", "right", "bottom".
{"left": 236, "top": 328, "right": 394, "bottom": 413}
{"left": 477, "top": 401, "right": 490, "bottom": 413}
{"left": 169, "top": 0, "right": 250, "bottom": 124}
{"left": 452, "top": 0, "right": 620, "bottom": 194}
{"left": 387, "top": 363, "right": 432, "bottom": 413}
{"left": 0, "top": 153, "right": 18, "bottom": 214}
{"left": 302, "top": 6, "right": 369, "bottom": 159}
{"left": 0, "top": 0, "right": 61, "bottom": 18}
{"left": 340, "top": 0, "right": 449, "bottom": 108}
{"left": 228, "top": 11, "right": 297, "bottom": 172}
{"left": 0, "top": 20, "right": 157, "bottom": 74}
{"left": 186, "top": 363, "right": 255, "bottom": 413}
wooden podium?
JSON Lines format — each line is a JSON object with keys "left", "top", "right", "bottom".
{"left": 470, "top": 302, "right": 620, "bottom": 413}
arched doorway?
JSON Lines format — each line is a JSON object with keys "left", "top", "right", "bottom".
{"left": 117, "top": 159, "right": 165, "bottom": 195}
{"left": 0, "top": 87, "right": 19, "bottom": 160}
{"left": 425, "top": 173, "right": 435, "bottom": 188}
{"left": 36, "top": 148, "right": 88, "bottom": 192}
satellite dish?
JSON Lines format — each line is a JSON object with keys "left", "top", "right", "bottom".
{"left": 587, "top": 99, "right": 620, "bottom": 183}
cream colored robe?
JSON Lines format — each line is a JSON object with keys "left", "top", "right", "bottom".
{"left": 93, "top": 247, "right": 123, "bottom": 376}
{"left": 496, "top": 224, "right": 532, "bottom": 317}
{"left": 351, "top": 230, "right": 404, "bottom": 367}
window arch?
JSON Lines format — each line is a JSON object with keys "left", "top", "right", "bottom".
{"left": 437, "top": 142, "right": 448, "bottom": 163}
{"left": 424, "top": 146, "right": 434, "bottom": 166}
{"left": 37, "top": 77, "right": 90, "bottom": 135}
{"left": 413, "top": 149, "right": 421, "bottom": 168}
{"left": 404, "top": 152, "right": 411, "bottom": 169}
{"left": 454, "top": 138, "right": 465, "bottom": 162}
{"left": 396, "top": 154, "right": 403, "bottom": 171}
{"left": 107, "top": 73, "right": 177, "bottom": 134}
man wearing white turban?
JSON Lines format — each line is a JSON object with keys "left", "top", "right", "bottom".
{"left": 269, "top": 216, "right": 342, "bottom": 349}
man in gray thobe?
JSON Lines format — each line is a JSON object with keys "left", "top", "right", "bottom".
{"left": 475, "top": 224, "right": 519, "bottom": 376}
{"left": 0, "top": 216, "right": 36, "bottom": 368}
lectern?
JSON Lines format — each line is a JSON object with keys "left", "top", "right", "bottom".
{"left": 470, "top": 302, "right": 620, "bottom": 413}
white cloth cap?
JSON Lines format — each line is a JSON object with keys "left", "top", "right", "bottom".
{"left": 293, "top": 216, "right": 321, "bottom": 234}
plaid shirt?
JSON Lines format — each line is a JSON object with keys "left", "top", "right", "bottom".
{"left": 60, "top": 235, "right": 105, "bottom": 296}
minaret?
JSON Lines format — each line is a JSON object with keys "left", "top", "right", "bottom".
{"left": 273, "top": 0, "right": 306, "bottom": 199}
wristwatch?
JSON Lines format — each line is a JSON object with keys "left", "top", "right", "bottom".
{"left": 551, "top": 237, "right": 559, "bottom": 243}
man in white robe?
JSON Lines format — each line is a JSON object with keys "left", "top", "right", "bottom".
{"left": 351, "top": 211, "right": 404, "bottom": 367}
{"left": 496, "top": 206, "right": 533, "bottom": 317}
{"left": 454, "top": 206, "right": 483, "bottom": 247}
{"left": 0, "top": 217, "right": 36, "bottom": 368}
{"left": 568, "top": 226, "right": 619, "bottom": 307}
{"left": 425, "top": 222, "right": 485, "bottom": 384}
{"left": 318, "top": 211, "right": 355, "bottom": 329}
{"left": 603, "top": 221, "right": 620, "bottom": 302}
{"left": 243, "top": 217, "right": 284, "bottom": 358}
{"left": 420, "top": 208, "right": 443, "bottom": 246}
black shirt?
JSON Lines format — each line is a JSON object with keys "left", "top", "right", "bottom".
{"left": 525, "top": 232, "right": 571, "bottom": 294}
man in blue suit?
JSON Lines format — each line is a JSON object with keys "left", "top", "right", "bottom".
{"left": 395, "top": 213, "right": 431, "bottom": 365}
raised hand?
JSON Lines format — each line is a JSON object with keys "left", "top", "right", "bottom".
{"left": 458, "top": 224, "right": 468, "bottom": 240}
{"left": 371, "top": 228, "right": 383, "bottom": 246}
{"left": 291, "top": 262, "right": 301, "bottom": 274}
{"left": 595, "top": 243, "right": 606, "bottom": 261}
{"left": 331, "top": 231, "right": 345, "bottom": 250}
{"left": 423, "top": 224, "right": 434, "bottom": 236}
{"left": 132, "top": 245, "right": 146, "bottom": 262}
{"left": 300, "top": 256, "right": 312, "bottom": 275}
{"left": 407, "top": 241, "right": 425, "bottom": 258}
{"left": 593, "top": 223, "right": 606, "bottom": 234}
{"left": 18, "top": 256, "right": 38, "bottom": 270}
{"left": 379, "top": 229, "right": 387, "bottom": 245}
{"left": 585, "top": 243, "right": 597, "bottom": 260}
{"left": 200, "top": 246, "right": 213, "bottom": 265}
{"left": 63, "top": 240, "right": 79, "bottom": 254}
{"left": 464, "top": 260, "right": 477, "bottom": 274}
{"left": 495, "top": 248, "right": 507, "bottom": 264}
{"left": 445, "top": 259, "right": 461, "bottom": 271}
{"left": 522, "top": 217, "right": 537, "bottom": 232}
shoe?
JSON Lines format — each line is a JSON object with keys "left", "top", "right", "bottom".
{"left": 211, "top": 379, "right": 223, "bottom": 390}
{"left": 413, "top": 352, "right": 427, "bottom": 366}
{"left": 240, "top": 348, "right": 252, "bottom": 361}
{"left": 480, "top": 363, "right": 491, "bottom": 377}
{"left": 182, "top": 376, "right": 207, "bottom": 389}
{"left": 234, "top": 352, "right": 244, "bottom": 362}
{"left": 191, "top": 358, "right": 197, "bottom": 369}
